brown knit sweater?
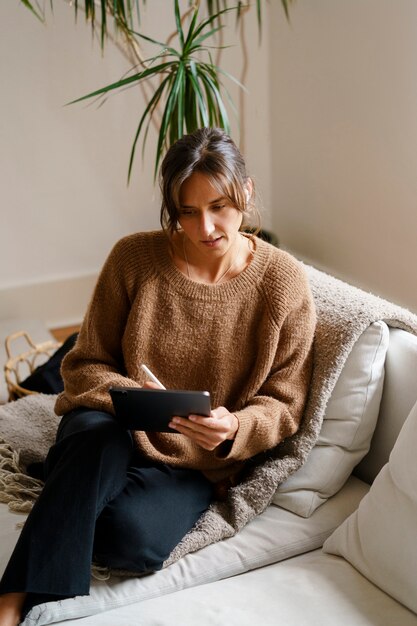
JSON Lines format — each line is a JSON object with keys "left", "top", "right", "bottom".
{"left": 55, "top": 231, "right": 316, "bottom": 482}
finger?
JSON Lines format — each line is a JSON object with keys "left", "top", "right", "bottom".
{"left": 142, "top": 381, "right": 162, "bottom": 390}
{"left": 169, "top": 417, "right": 208, "bottom": 434}
{"left": 187, "top": 415, "right": 219, "bottom": 429}
{"left": 169, "top": 419, "right": 221, "bottom": 445}
{"left": 171, "top": 415, "right": 224, "bottom": 434}
{"left": 172, "top": 424, "right": 225, "bottom": 450}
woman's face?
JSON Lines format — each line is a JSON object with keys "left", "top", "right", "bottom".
{"left": 177, "top": 171, "right": 244, "bottom": 259}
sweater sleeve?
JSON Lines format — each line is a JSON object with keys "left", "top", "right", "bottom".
{"left": 215, "top": 266, "right": 316, "bottom": 463}
{"left": 54, "top": 238, "right": 140, "bottom": 416}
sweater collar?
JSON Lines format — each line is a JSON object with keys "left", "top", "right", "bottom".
{"left": 149, "top": 230, "right": 272, "bottom": 301}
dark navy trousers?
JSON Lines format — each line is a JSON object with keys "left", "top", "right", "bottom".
{"left": 0, "top": 408, "right": 213, "bottom": 612}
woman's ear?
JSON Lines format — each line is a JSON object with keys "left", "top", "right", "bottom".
{"left": 244, "top": 178, "right": 254, "bottom": 204}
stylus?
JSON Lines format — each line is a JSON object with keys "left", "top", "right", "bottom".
{"left": 140, "top": 364, "right": 166, "bottom": 390}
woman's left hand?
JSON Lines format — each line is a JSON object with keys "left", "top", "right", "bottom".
{"left": 169, "top": 406, "right": 239, "bottom": 451}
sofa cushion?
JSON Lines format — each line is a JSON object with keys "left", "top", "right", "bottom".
{"left": 355, "top": 327, "right": 417, "bottom": 483}
{"left": 323, "top": 398, "right": 417, "bottom": 614}
{"left": 107, "top": 550, "right": 417, "bottom": 626}
{"left": 272, "top": 321, "right": 389, "bottom": 517}
{"left": 10, "top": 477, "right": 368, "bottom": 626}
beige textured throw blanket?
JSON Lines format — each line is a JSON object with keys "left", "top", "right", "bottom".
{"left": 166, "top": 265, "right": 417, "bottom": 566}
{"left": 1, "top": 265, "right": 417, "bottom": 568}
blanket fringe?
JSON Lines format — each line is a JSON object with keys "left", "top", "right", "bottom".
{"left": 0, "top": 439, "right": 43, "bottom": 514}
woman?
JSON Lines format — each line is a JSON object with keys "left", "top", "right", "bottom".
{"left": 0, "top": 127, "right": 316, "bottom": 625}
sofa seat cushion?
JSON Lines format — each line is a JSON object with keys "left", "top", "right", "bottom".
{"left": 59, "top": 550, "right": 417, "bottom": 626}
{"left": 9, "top": 477, "right": 369, "bottom": 626}
{"left": 323, "top": 398, "right": 417, "bottom": 614}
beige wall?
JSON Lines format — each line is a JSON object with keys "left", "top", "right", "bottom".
{"left": 0, "top": 3, "right": 157, "bottom": 284}
{"left": 0, "top": 1, "right": 271, "bottom": 326}
{"left": 269, "top": 0, "right": 417, "bottom": 313}
{"left": 2, "top": 0, "right": 416, "bottom": 325}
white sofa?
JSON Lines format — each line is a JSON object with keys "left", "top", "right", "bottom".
{"left": 125, "top": 326, "right": 417, "bottom": 626}
{"left": 1, "top": 298, "right": 417, "bottom": 625}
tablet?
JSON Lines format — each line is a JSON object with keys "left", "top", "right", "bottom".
{"left": 109, "top": 386, "right": 211, "bottom": 432}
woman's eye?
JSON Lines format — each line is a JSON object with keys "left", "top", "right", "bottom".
{"left": 212, "top": 204, "right": 226, "bottom": 211}
{"left": 179, "top": 209, "right": 194, "bottom": 216}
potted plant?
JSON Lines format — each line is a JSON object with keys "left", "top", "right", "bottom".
{"left": 22, "top": 0, "right": 293, "bottom": 181}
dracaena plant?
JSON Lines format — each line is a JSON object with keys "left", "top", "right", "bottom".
{"left": 71, "top": 1, "right": 244, "bottom": 180}
{"left": 22, "top": 0, "right": 294, "bottom": 181}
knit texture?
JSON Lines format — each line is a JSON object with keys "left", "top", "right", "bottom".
{"left": 1, "top": 262, "right": 417, "bottom": 574}
{"left": 55, "top": 231, "right": 316, "bottom": 483}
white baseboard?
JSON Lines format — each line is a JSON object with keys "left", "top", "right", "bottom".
{"left": 0, "top": 273, "right": 97, "bottom": 329}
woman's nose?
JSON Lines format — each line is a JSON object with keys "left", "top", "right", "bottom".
{"left": 199, "top": 212, "right": 215, "bottom": 238}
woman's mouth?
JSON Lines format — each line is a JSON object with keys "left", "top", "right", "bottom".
{"left": 201, "top": 236, "right": 223, "bottom": 248}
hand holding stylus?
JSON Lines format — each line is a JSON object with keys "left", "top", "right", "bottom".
{"left": 140, "top": 363, "right": 238, "bottom": 449}
{"left": 140, "top": 364, "right": 166, "bottom": 389}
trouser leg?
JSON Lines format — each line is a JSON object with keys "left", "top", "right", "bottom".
{"left": 0, "top": 407, "right": 214, "bottom": 618}
{"left": 0, "top": 408, "right": 133, "bottom": 599}
{"left": 93, "top": 459, "right": 213, "bottom": 572}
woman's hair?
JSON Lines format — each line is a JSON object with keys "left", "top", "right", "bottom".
{"left": 159, "top": 127, "right": 259, "bottom": 236}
